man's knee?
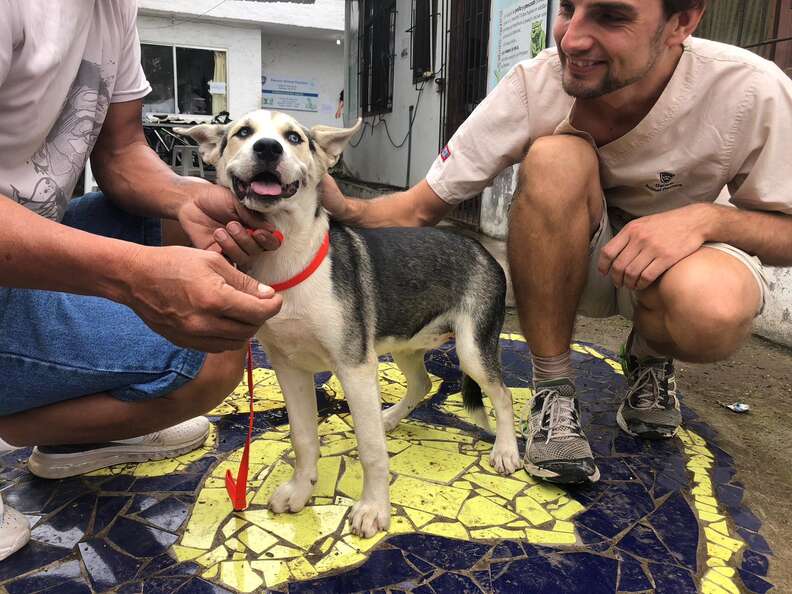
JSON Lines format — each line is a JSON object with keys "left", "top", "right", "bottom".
{"left": 170, "top": 350, "right": 245, "bottom": 415}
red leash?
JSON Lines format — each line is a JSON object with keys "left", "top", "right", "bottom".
{"left": 225, "top": 228, "right": 330, "bottom": 511}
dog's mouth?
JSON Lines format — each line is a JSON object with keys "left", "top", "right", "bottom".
{"left": 232, "top": 171, "right": 300, "bottom": 203}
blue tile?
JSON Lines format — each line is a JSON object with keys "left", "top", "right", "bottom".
{"left": 411, "top": 585, "right": 436, "bottom": 594}
{"left": 40, "top": 479, "right": 93, "bottom": 514}
{"left": 617, "top": 523, "right": 675, "bottom": 564}
{"left": 129, "top": 475, "right": 203, "bottom": 494}
{"left": 738, "top": 569, "right": 774, "bottom": 594}
{"left": 0, "top": 540, "right": 72, "bottom": 582}
{"left": 142, "top": 578, "right": 191, "bottom": 594}
{"left": 594, "top": 458, "right": 636, "bottom": 481}
{"left": 618, "top": 559, "right": 653, "bottom": 592}
{"left": 45, "top": 580, "right": 92, "bottom": 594}
{"left": 174, "top": 577, "right": 234, "bottom": 594}
{"left": 107, "top": 517, "right": 180, "bottom": 558}
{"left": 736, "top": 528, "right": 771, "bottom": 555}
{"left": 156, "top": 561, "right": 200, "bottom": 578}
{"left": 92, "top": 496, "right": 130, "bottom": 535}
{"left": 428, "top": 571, "right": 482, "bottom": 593}
{"left": 473, "top": 570, "right": 492, "bottom": 593}
{"left": 137, "top": 498, "right": 190, "bottom": 532}
{"left": 30, "top": 493, "right": 95, "bottom": 549}
{"left": 715, "top": 483, "right": 745, "bottom": 510}
{"left": 100, "top": 475, "right": 136, "bottom": 492}
{"left": 128, "top": 495, "right": 160, "bottom": 515}
{"left": 140, "top": 553, "right": 178, "bottom": 577}
{"left": 289, "top": 549, "right": 418, "bottom": 592}
{"left": 388, "top": 534, "right": 490, "bottom": 570}
{"left": 576, "top": 482, "right": 654, "bottom": 538}
{"left": 491, "top": 540, "right": 525, "bottom": 559}
{"left": 79, "top": 538, "right": 143, "bottom": 591}
{"left": 404, "top": 552, "right": 435, "bottom": 573}
{"left": 6, "top": 558, "right": 81, "bottom": 594}
{"left": 116, "top": 584, "right": 143, "bottom": 594}
{"left": 712, "top": 465, "right": 735, "bottom": 485}
{"left": 649, "top": 492, "right": 698, "bottom": 571}
{"left": 731, "top": 506, "right": 762, "bottom": 533}
{"left": 491, "top": 553, "right": 618, "bottom": 593}
{"left": 649, "top": 563, "right": 697, "bottom": 594}
{"left": 1, "top": 477, "right": 55, "bottom": 513}
{"left": 741, "top": 550, "right": 769, "bottom": 577}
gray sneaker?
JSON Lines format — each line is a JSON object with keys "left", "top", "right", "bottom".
{"left": 617, "top": 348, "right": 682, "bottom": 439}
{"left": 521, "top": 378, "right": 600, "bottom": 484}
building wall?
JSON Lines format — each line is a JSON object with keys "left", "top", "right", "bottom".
{"left": 342, "top": 0, "right": 447, "bottom": 189}
{"left": 261, "top": 36, "right": 346, "bottom": 129}
{"left": 137, "top": 15, "right": 263, "bottom": 118}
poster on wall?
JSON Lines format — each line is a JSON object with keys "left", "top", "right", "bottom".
{"left": 261, "top": 75, "right": 319, "bottom": 112}
{"left": 487, "top": 0, "right": 549, "bottom": 91}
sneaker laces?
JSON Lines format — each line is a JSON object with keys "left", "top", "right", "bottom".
{"left": 536, "top": 388, "right": 582, "bottom": 442}
{"left": 626, "top": 365, "right": 667, "bottom": 410}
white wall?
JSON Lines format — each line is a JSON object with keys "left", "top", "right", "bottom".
{"left": 261, "top": 36, "right": 345, "bottom": 129}
{"left": 342, "top": 0, "right": 446, "bottom": 189}
{"left": 137, "top": 15, "right": 263, "bottom": 118}
{"left": 757, "top": 269, "right": 792, "bottom": 347}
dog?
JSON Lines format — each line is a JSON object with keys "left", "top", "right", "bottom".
{"left": 177, "top": 110, "right": 521, "bottom": 537}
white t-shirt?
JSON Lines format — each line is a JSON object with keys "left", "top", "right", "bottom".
{"left": 427, "top": 37, "right": 792, "bottom": 218}
{"left": 0, "top": 0, "right": 151, "bottom": 221}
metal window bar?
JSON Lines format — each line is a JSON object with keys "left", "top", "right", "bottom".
{"left": 409, "top": 0, "right": 437, "bottom": 84}
{"left": 358, "top": 0, "right": 397, "bottom": 117}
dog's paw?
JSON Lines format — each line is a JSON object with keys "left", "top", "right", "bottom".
{"left": 381, "top": 408, "right": 403, "bottom": 433}
{"left": 489, "top": 439, "right": 521, "bottom": 476}
{"left": 269, "top": 479, "right": 314, "bottom": 513}
{"left": 349, "top": 499, "right": 390, "bottom": 538}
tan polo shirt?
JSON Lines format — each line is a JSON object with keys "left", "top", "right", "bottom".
{"left": 426, "top": 37, "right": 792, "bottom": 218}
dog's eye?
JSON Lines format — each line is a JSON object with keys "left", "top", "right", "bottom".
{"left": 286, "top": 132, "right": 303, "bottom": 145}
{"left": 236, "top": 126, "right": 253, "bottom": 138}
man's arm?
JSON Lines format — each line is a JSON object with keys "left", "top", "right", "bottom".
{"left": 320, "top": 175, "right": 453, "bottom": 228}
{"left": 703, "top": 204, "right": 792, "bottom": 266}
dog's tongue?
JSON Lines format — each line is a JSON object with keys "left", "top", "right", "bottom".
{"left": 250, "top": 181, "right": 282, "bottom": 196}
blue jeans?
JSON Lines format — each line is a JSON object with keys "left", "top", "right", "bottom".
{"left": 0, "top": 193, "right": 207, "bottom": 416}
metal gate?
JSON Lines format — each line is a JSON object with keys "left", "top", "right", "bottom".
{"left": 443, "top": 0, "right": 491, "bottom": 230}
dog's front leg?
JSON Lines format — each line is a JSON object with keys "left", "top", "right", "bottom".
{"left": 336, "top": 363, "right": 391, "bottom": 538}
{"left": 269, "top": 362, "right": 320, "bottom": 513}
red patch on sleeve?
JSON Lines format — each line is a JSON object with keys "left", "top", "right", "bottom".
{"left": 440, "top": 145, "right": 452, "bottom": 162}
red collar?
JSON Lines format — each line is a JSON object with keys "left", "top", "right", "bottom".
{"left": 268, "top": 231, "right": 330, "bottom": 292}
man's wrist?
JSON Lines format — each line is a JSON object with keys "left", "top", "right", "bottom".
{"left": 696, "top": 202, "right": 728, "bottom": 243}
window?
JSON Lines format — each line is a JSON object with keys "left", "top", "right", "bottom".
{"left": 410, "top": 0, "right": 437, "bottom": 83}
{"left": 141, "top": 44, "right": 228, "bottom": 116}
{"left": 358, "top": 0, "right": 397, "bottom": 116}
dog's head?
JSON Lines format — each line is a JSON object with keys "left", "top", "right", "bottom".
{"left": 176, "top": 111, "right": 361, "bottom": 214}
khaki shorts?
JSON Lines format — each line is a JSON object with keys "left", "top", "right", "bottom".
{"left": 578, "top": 203, "right": 769, "bottom": 320}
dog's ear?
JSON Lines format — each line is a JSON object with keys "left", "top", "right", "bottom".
{"left": 173, "top": 124, "right": 228, "bottom": 166}
{"left": 310, "top": 119, "right": 363, "bottom": 168}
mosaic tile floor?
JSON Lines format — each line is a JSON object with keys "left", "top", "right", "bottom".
{"left": 0, "top": 334, "right": 774, "bottom": 593}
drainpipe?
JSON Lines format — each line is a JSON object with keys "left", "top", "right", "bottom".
{"left": 406, "top": 104, "right": 414, "bottom": 189}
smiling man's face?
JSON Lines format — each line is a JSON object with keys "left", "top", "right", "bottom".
{"left": 553, "top": 0, "right": 671, "bottom": 99}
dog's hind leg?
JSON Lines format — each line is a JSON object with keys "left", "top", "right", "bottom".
{"left": 455, "top": 320, "right": 521, "bottom": 476}
{"left": 335, "top": 361, "right": 391, "bottom": 538}
{"left": 382, "top": 350, "right": 432, "bottom": 432}
{"left": 268, "top": 362, "right": 320, "bottom": 514}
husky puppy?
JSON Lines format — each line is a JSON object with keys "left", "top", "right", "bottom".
{"left": 177, "top": 111, "right": 520, "bottom": 538}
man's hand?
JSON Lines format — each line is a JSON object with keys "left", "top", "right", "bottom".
{"left": 598, "top": 204, "right": 713, "bottom": 290}
{"left": 319, "top": 174, "right": 353, "bottom": 222}
{"left": 177, "top": 182, "right": 281, "bottom": 270}
{"left": 123, "top": 244, "right": 283, "bottom": 352}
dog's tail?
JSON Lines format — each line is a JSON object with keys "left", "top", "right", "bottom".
{"left": 462, "top": 375, "right": 492, "bottom": 432}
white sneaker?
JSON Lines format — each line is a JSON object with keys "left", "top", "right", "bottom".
{"left": 0, "top": 493, "right": 30, "bottom": 561}
{"left": 27, "top": 417, "right": 210, "bottom": 479}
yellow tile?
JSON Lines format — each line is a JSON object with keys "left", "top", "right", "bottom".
{"left": 219, "top": 560, "right": 263, "bottom": 593}
{"left": 334, "top": 495, "right": 357, "bottom": 507}
{"left": 389, "top": 445, "right": 477, "bottom": 483}
{"left": 515, "top": 496, "right": 553, "bottom": 526}
{"left": 386, "top": 439, "right": 412, "bottom": 454}
{"left": 314, "top": 541, "right": 367, "bottom": 572}
{"left": 181, "top": 488, "right": 232, "bottom": 549}
{"left": 707, "top": 557, "right": 726, "bottom": 568}
{"left": 390, "top": 476, "right": 469, "bottom": 519}
{"left": 417, "top": 440, "right": 462, "bottom": 453}
{"left": 288, "top": 557, "right": 319, "bottom": 581}
{"left": 525, "top": 484, "right": 566, "bottom": 503}
{"left": 474, "top": 441, "right": 494, "bottom": 451}
{"left": 699, "top": 511, "right": 726, "bottom": 523}
{"left": 343, "top": 531, "right": 387, "bottom": 554}
{"left": 423, "top": 521, "right": 470, "bottom": 540}
{"left": 693, "top": 485, "right": 714, "bottom": 497}
{"left": 553, "top": 521, "right": 575, "bottom": 533}
{"left": 712, "top": 566, "right": 736, "bottom": 577}
{"left": 524, "top": 528, "right": 578, "bottom": 545}
{"left": 465, "top": 472, "right": 526, "bottom": 500}
{"left": 551, "top": 499, "right": 585, "bottom": 521}
{"left": 236, "top": 525, "right": 278, "bottom": 554}
{"left": 695, "top": 501, "right": 720, "bottom": 514}
{"left": 453, "top": 481, "right": 473, "bottom": 489}
{"left": 320, "top": 438, "right": 357, "bottom": 457}
{"left": 318, "top": 415, "right": 352, "bottom": 436}
{"left": 696, "top": 495, "right": 719, "bottom": 507}
{"left": 243, "top": 505, "right": 348, "bottom": 550}
{"left": 458, "top": 496, "right": 518, "bottom": 528}
{"left": 388, "top": 515, "right": 415, "bottom": 535}
{"left": 708, "top": 520, "right": 730, "bottom": 536}
{"left": 701, "top": 581, "right": 732, "bottom": 594}
{"left": 250, "top": 460, "right": 294, "bottom": 506}
{"left": 258, "top": 544, "right": 300, "bottom": 559}
{"left": 337, "top": 456, "right": 364, "bottom": 500}
{"left": 475, "top": 487, "right": 498, "bottom": 498}
{"left": 226, "top": 538, "right": 246, "bottom": 552}
{"left": 707, "top": 542, "right": 734, "bottom": 561}
{"left": 314, "top": 456, "right": 343, "bottom": 498}
{"left": 319, "top": 538, "right": 333, "bottom": 553}
{"left": 314, "top": 497, "right": 334, "bottom": 505}
{"left": 132, "top": 458, "right": 181, "bottom": 477}
{"left": 171, "top": 545, "right": 205, "bottom": 562}
{"left": 202, "top": 564, "right": 219, "bottom": 579}
{"left": 704, "top": 528, "right": 743, "bottom": 553}
{"left": 251, "top": 560, "right": 292, "bottom": 588}
{"left": 688, "top": 455, "right": 713, "bottom": 468}
{"left": 403, "top": 507, "right": 435, "bottom": 528}
{"left": 195, "top": 545, "right": 229, "bottom": 568}
{"left": 703, "top": 569, "right": 740, "bottom": 594}
{"left": 390, "top": 423, "right": 474, "bottom": 445}
{"left": 470, "top": 527, "right": 527, "bottom": 539}
{"left": 221, "top": 517, "right": 248, "bottom": 539}
{"left": 232, "top": 552, "right": 246, "bottom": 560}
{"left": 508, "top": 520, "right": 530, "bottom": 528}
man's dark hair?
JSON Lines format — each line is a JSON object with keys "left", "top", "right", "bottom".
{"left": 663, "top": 0, "right": 707, "bottom": 16}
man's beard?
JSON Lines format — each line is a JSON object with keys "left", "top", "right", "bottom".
{"left": 560, "top": 24, "right": 666, "bottom": 99}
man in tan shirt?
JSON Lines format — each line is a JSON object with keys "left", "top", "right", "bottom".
{"left": 322, "top": 0, "right": 792, "bottom": 484}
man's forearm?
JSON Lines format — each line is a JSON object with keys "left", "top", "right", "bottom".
{"left": 0, "top": 195, "right": 139, "bottom": 301}
{"left": 703, "top": 203, "right": 792, "bottom": 266}
{"left": 336, "top": 180, "right": 452, "bottom": 228}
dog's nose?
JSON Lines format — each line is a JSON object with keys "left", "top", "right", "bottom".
{"left": 253, "top": 138, "right": 284, "bottom": 162}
